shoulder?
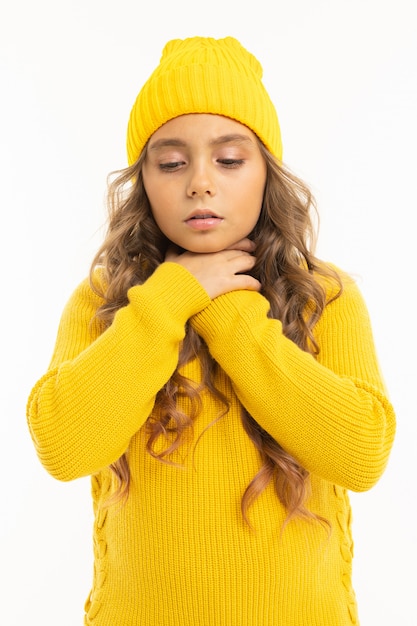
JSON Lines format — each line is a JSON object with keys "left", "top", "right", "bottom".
{"left": 69, "top": 267, "right": 107, "bottom": 305}
{"left": 313, "top": 262, "right": 372, "bottom": 331}
{"left": 312, "top": 261, "right": 360, "bottom": 302}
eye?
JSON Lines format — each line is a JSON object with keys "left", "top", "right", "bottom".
{"left": 217, "top": 158, "right": 245, "bottom": 168}
{"left": 159, "top": 161, "right": 186, "bottom": 171}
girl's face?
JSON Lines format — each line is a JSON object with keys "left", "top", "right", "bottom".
{"left": 142, "top": 114, "right": 267, "bottom": 253}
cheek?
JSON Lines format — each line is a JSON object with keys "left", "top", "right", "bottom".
{"left": 151, "top": 209, "right": 170, "bottom": 236}
{"left": 144, "top": 186, "right": 168, "bottom": 220}
{"left": 242, "top": 181, "right": 265, "bottom": 219}
{"left": 142, "top": 169, "right": 165, "bottom": 208}
{"left": 244, "top": 167, "right": 266, "bottom": 200}
{"left": 143, "top": 180, "right": 157, "bottom": 208}
{"left": 145, "top": 177, "right": 179, "bottom": 213}
{"left": 149, "top": 198, "right": 179, "bottom": 240}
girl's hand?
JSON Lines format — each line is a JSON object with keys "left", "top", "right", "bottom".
{"left": 165, "top": 239, "right": 261, "bottom": 299}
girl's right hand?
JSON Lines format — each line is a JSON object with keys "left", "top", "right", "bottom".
{"left": 165, "top": 239, "right": 261, "bottom": 299}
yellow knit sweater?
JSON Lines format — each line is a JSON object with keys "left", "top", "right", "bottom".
{"left": 27, "top": 262, "right": 395, "bottom": 626}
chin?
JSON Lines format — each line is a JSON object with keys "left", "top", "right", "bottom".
{"left": 186, "top": 243, "right": 225, "bottom": 254}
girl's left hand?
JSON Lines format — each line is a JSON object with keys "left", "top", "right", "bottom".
{"left": 165, "top": 239, "right": 261, "bottom": 299}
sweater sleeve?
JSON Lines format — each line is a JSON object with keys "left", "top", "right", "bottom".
{"left": 26, "top": 263, "right": 211, "bottom": 481}
{"left": 190, "top": 277, "right": 396, "bottom": 492}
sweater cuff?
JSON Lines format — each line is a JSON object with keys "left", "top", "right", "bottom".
{"left": 128, "top": 262, "right": 211, "bottom": 324}
{"left": 191, "top": 289, "right": 272, "bottom": 342}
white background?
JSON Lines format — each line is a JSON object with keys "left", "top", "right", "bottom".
{"left": 1, "top": 1, "right": 416, "bottom": 624}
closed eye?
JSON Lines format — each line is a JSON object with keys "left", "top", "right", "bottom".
{"left": 218, "top": 159, "right": 245, "bottom": 168}
{"left": 159, "top": 161, "right": 185, "bottom": 171}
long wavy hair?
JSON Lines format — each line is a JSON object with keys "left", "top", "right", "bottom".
{"left": 89, "top": 139, "right": 342, "bottom": 527}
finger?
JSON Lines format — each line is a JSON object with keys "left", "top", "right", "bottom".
{"left": 235, "top": 275, "right": 262, "bottom": 292}
{"left": 218, "top": 273, "right": 261, "bottom": 295}
{"left": 229, "top": 252, "right": 257, "bottom": 274}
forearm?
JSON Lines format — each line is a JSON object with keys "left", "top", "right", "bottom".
{"left": 191, "top": 286, "right": 396, "bottom": 491}
{"left": 27, "top": 263, "right": 211, "bottom": 481}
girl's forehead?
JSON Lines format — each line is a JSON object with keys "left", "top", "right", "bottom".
{"left": 148, "top": 114, "right": 258, "bottom": 147}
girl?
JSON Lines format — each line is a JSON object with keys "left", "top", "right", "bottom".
{"left": 27, "top": 36, "right": 396, "bottom": 626}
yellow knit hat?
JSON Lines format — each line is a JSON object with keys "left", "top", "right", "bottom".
{"left": 126, "top": 36, "right": 282, "bottom": 166}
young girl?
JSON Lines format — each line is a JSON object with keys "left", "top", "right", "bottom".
{"left": 27, "top": 36, "right": 396, "bottom": 626}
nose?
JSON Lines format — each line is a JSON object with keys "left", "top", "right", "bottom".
{"left": 186, "top": 163, "right": 216, "bottom": 197}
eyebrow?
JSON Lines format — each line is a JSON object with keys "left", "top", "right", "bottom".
{"left": 148, "top": 133, "right": 254, "bottom": 151}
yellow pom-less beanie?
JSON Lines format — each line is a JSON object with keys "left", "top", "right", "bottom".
{"left": 126, "top": 36, "right": 282, "bottom": 166}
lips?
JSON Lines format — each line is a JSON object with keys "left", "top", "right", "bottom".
{"left": 185, "top": 210, "right": 223, "bottom": 231}
{"left": 185, "top": 209, "right": 222, "bottom": 221}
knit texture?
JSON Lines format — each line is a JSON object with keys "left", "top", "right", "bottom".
{"left": 27, "top": 263, "right": 395, "bottom": 626}
{"left": 126, "top": 37, "right": 282, "bottom": 165}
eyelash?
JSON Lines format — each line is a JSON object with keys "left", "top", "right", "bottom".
{"left": 158, "top": 159, "right": 245, "bottom": 172}
{"left": 218, "top": 159, "right": 245, "bottom": 168}
{"left": 159, "top": 162, "right": 185, "bottom": 171}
